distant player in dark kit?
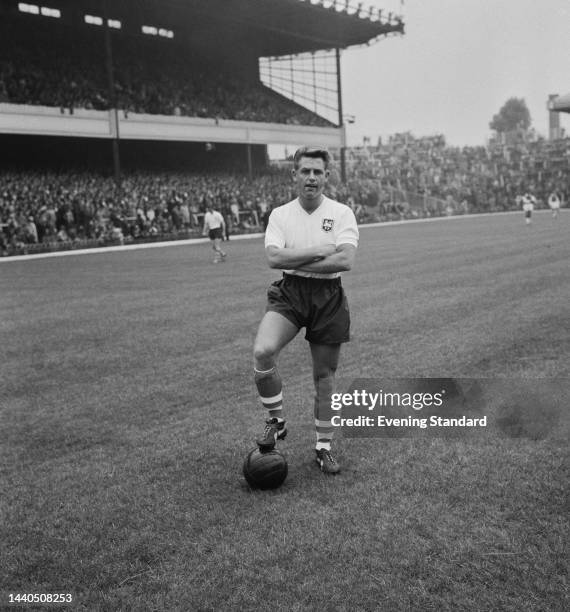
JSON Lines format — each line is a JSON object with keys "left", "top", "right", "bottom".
{"left": 252, "top": 146, "right": 359, "bottom": 474}
{"left": 202, "top": 205, "right": 227, "bottom": 263}
{"left": 521, "top": 193, "right": 535, "bottom": 225}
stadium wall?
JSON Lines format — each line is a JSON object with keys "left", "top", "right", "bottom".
{"left": 0, "top": 104, "right": 344, "bottom": 148}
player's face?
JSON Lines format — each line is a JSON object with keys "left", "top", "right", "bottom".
{"left": 292, "top": 157, "right": 329, "bottom": 207}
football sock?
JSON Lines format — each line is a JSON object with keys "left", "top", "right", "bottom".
{"left": 314, "top": 373, "right": 335, "bottom": 450}
{"left": 315, "top": 433, "right": 332, "bottom": 452}
{"left": 254, "top": 366, "right": 283, "bottom": 420}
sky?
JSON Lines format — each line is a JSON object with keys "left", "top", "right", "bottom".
{"left": 340, "top": 0, "right": 570, "bottom": 147}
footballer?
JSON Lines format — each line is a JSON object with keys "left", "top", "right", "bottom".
{"left": 252, "top": 146, "right": 359, "bottom": 474}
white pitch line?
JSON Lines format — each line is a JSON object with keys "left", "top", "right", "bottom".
{"left": 0, "top": 231, "right": 265, "bottom": 262}
{"left": 358, "top": 210, "right": 523, "bottom": 230}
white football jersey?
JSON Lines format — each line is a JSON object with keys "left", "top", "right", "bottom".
{"left": 265, "top": 196, "right": 359, "bottom": 279}
{"left": 203, "top": 210, "right": 224, "bottom": 230}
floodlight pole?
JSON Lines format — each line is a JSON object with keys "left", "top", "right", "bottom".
{"left": 335, "top": 47, "right": 346, "bottom": 183}
{"left": 102, "top": 0, "right": 121, "bottom": 187}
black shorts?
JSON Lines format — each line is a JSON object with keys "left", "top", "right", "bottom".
{"left": 266, "top": 273, "right": 350, "bottom": 344}
{"left": 209, "top": 228, "right": 223, "bottom": 240}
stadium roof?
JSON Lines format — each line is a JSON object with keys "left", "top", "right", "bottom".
{"left": 550, "top": 93, "right": 570, "bottom": 113}
{"left": 101, "top": 0, "right": 404, "bottom": 56}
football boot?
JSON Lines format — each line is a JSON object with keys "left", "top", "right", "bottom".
{"left": 256, "top": 417, "right": 287, "bottom": 452}
{"left": 315, "top": 448, "right": 341, "bottom": 474}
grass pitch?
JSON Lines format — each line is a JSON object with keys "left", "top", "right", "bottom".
{"left": 1, "top": 212, "right": 569, "bottom": 611}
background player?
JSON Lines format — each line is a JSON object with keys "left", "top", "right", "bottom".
{"left": 252, "top": 147, "right": 359, "bottom": 474}
{"left": 521, "top": 192, "right": 535, "bottom": 225}
{"left": 202, "top": 205, "right": 227, "bottom": 263}
{"left": 548, "top": 190, "right": 561, "bottom": 218}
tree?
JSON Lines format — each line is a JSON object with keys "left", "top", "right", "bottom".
{"left": 489, "top": 98, "right": 531, "bottom": 133}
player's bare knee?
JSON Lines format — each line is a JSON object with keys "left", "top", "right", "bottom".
{"left": 253, "top": 343, "right": 277, "bottom": 369}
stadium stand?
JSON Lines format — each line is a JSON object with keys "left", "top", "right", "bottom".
{"left": 2, "top": 135, "right": 569, "bottom": 255}
{"left": 0, "top": 12, "right": 332, "bottom": 126}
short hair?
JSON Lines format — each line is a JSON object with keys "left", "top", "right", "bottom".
{"left": 293, "top": 147, "right": 331, "bottom": 170}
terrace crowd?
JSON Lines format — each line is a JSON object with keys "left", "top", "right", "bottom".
{"left": 345, "top": 133, "right": 570, "bottom": 214}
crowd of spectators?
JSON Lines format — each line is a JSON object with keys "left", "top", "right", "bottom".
{"left": 343, "top": 132, "right": 570, "bottom": 216}
{"left": 0, "top": 170, "right": 299, "bottom": 254}
{"left": 0, "top": 15, "right": 332, "bottom": 126}
{"left": 2, "top": 133, "right": 568, "bottom": 255}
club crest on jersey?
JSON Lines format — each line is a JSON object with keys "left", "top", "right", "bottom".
{"left": 321, "top": 218, "right": 334, "bottom": 232}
